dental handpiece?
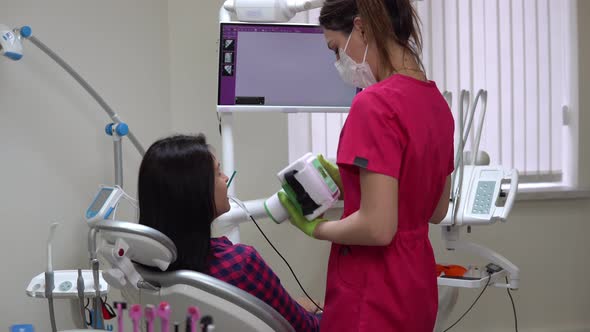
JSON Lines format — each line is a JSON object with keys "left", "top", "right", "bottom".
{"left": 145, "top": 304, "right": 156, "bottom": 332}
{"left": 114, "top": 302, "right": 127, "bottom": 332}
{"left": 76, "top": 269, "right": 85, "bottom": 327}
{"left": 91, "top": 259, "right": 102, "bottom": 329}
{"left": 157, "top": 301, "right": 171, "bottom": 332}
{"left": 129, "top": 304, "right": 142, "bottom": 332}
{"left": 187, "top": 306, "right": 200, "bottom": 332}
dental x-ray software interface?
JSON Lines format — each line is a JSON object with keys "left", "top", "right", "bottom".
{"left": 218, "top": 23, "right": 357, "bottom": 107}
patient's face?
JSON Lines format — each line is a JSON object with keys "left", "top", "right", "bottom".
{"left": 213, "top": 156, "right": 231, "bottom": 217}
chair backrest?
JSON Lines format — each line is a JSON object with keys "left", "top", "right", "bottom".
{"left": 90, "top": 220, "right": 294, "bottom": 332}
{"left": 124, "top": 265, "right": 294, "bottom": 331}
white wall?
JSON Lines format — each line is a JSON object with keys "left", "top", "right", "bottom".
{"left": 168, "top": 0, "right": 224, "bottom": 149}
{"left": 0, "top": 0, "right": 170, "bottom": 329}
{"left": 170, "top": 1, "right": 590, "bottom": 332}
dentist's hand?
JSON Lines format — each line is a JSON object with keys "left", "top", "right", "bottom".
{"left": 278, "top": 191, "right": 326, "bottom": 238}
{"left": 317, "top": 154, "right": 343, "bottom": 200}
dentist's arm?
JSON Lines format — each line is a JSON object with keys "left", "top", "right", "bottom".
{"left": 314, "top": 169, "right": 398, "bottom": 246}
{"left": 430, "top": 176, "right": 451, "bottom": 224}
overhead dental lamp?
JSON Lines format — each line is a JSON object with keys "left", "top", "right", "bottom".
{"left": 221, "top": 0, "right": 325, "bottom": 22}
{"left": 220, "top": 0, "right": 421, "bottom": 22}
{"left": 0, "top": 24, "right": 30, "bottom": 60}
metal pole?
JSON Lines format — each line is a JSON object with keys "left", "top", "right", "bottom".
{"left": 219, "top": 112, "right": 241, "bottom": 243}
{"left": 114, "top": 138, "right": 123, "bottom": 187}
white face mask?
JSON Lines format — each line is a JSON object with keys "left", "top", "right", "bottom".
{"left": 334, "top": 32, "right": 377, "bottom": 89}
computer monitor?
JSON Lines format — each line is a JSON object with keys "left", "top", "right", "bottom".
{"left": 217, "top": 22, "right": 357, "bottom": 111}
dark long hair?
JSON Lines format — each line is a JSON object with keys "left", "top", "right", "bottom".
{"left": 138, "top": 134, "right": 216, "bottom": 273}
{"left": 319, "top": 0, "right": 423, "bottom": 75}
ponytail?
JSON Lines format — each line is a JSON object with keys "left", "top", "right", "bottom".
{"left": 320, "top": 0, "right": 423, "bottom": 75}
{"left": 357, "top": 0, "right": 423, "bottom": 75}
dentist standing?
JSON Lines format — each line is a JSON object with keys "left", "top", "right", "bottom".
{"left": 279, "top": 0, "right": 455, "bottom": 330}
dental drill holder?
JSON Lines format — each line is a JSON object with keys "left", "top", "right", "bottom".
{"left": 26, "top": 223, "right": 109, "bottom": 332}
{"left": 26, "top": 271, "right": 108, "bottom": 298}
{"left": 264, "top": 153, "right": 340, "bottom": 224}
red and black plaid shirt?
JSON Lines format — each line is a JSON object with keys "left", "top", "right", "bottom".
{"left": 208, "top": 237, "right": 320, "bottom": 332}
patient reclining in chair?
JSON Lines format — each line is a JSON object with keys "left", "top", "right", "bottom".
{"left": 137, "top": 134, "right": 320, "bottom": 332}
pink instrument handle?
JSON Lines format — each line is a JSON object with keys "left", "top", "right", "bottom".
{"left": 129, "top": 304, "right": 142, "bottom": 332}
{"left": 117, "top": 304, "right": 124, "bottom": 332}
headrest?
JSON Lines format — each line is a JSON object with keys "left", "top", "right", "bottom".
{"left": 89, "top": 220, "right": 177, "bottom": 271}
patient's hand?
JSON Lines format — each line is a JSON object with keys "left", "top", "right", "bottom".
{"left": 296, "top": 297, "right": 323, "bottom": 313}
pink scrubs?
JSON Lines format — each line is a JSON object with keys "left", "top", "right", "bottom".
{"left": 320, "top": 75, "right": 455, "bottom": 332}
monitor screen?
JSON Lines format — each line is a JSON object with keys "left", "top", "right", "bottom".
{"left": 218, "top": 23, "right": 357, "bottom": 108}
{"left": 89, "top": 188, "right": 113, "bottom": 212}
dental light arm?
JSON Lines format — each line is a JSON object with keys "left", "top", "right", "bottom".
{"left": 21, "top": 30, "right": 145, "bottom": 156}
{"left": 221, "top": 0, "right": 324, "bottom": 22}
{"left": 2, "top": 24, "right": 145, "bottom": 189}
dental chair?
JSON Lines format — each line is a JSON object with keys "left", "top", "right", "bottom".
{"left": 88, "top": 220, "right": 294, "bottom": 332}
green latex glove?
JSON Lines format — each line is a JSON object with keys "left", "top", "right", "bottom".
{"left": 317, "top": 154, "right": 343, "bottom": 200}
{"left": 278, "top": 191, "right": 326, "bottom": 238}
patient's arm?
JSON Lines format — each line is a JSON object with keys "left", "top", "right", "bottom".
{"left": 296, "top": 297, "right": 323, "bottom": 313}
{"left": 220, "top": 245, "right": 320, "bottom": 332}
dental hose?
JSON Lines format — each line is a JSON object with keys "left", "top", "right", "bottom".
{"left": 46, "top": 223, "right": 59, "bottom": 332}
{"left": 46, "top": 271, "right": 57, "bottom": 332}
{"left": 77, "top": 269, "right": 86, "bottom": 329}
{"left": 92, "top": 259, "right": 102, "bottom": 328}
